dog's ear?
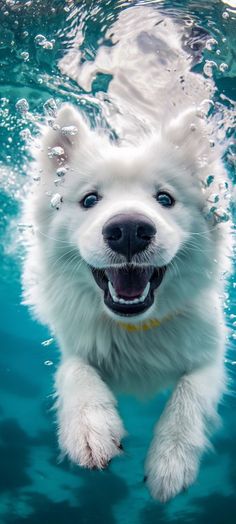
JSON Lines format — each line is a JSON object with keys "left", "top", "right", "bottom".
{"left": 39, "top": 104, "right": 92, "bottom": 168}
{"left": 165, "top": 108, "right": 203, "bottom": 147}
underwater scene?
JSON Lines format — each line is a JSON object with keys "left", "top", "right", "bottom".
{"left": 0, "top": 0, "right": 236, "bottom": 522}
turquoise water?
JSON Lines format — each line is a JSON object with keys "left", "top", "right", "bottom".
{"left": 0, "top": 0, "right": 236, "bottom": 522}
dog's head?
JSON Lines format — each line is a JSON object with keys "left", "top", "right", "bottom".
{"left": 32, "top": 104, "right": 230, "bottom": 322}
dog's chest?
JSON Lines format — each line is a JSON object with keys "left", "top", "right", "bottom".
{"left": 86, "top": 312, "right": 215, "bottom": 395}
{"left": 87, "top": 325, "right": 189, "bottom": 394}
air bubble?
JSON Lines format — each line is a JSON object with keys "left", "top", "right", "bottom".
{"left": 43, "top": 98, "right": 57, "bottom": 117}
{"left": 203, "top": 60, "right": 217, "bottom": 78}
{"left": 214, "top": 208, "right": 230, "bottom": 223}
{"left": 16, "top": 98, "right": 29, "bottom": 113}
{"left": 205, "top": 38, "right": 217, "bottom": 51}
{"left": 32, "top": 171, "right": 41, "bottom": 182}
{"left": 207, "top": 193, "right": 220, "bottom": 204}
{"left": 50, "top": 193, "right": 63, "bottom": 209}
{"left": 41, "top": 338, "right": 54, "bottom": 347}
{"left": 219, "top": 181, "right": 229, "bottom": 191}
{"left": 48, "top": 146, "right": 64, "bottom": 158}
{"left": 45, "top": 41, "right": 54, "bottom": 50}
{"left": 20, "top": 51, "right": 29, "bottom": 61}
{"left": 185, "top": 19, "right": 194, "bottom": 27}
{"left": 35, "top": 34, "right": 44, "bottom": 45}
{"left": 56, "top": 167, "right": 67, "bottom": 177}
{"left": 61, "top": 125, "right": 78, "bottom": 136}
{"left": 219, "top": 62, "right": 228, "bottom": 73}
{"left": 206, "top": 175, "right": 215, "bottom": 187}
{"left": 222, "top": 11, "right": 229, "bottom": 19}
{"left": 197, "top": 99, "right": 214, "bottom": 118}
{"left": 0, "top": 98, "right": 8, "bottom": 107}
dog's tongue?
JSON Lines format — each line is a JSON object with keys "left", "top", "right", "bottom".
{"left": 105, "top": 267, "right": 154, "bottom": 299}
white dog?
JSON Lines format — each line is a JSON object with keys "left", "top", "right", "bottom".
{"left": 22, "top": 8, "right": 232, "bottom": 502}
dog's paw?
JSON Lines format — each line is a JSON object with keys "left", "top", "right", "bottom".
{"left": 58, "top": 403, "right": 125, "bottom": 469}
{"left": 145, "top": 441, "right": 199, "bottom": 502}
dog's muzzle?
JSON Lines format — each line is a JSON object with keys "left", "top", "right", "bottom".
{"left": 90, "top": 214, "right": 166, "bottom": 317}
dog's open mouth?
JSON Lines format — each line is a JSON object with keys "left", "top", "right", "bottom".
{"left": 91, "top": 266, "right": 166, "bottom": 316}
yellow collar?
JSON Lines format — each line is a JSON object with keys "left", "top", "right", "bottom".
{"left": 118, "top": 318, "right": 162, "bottom": 332}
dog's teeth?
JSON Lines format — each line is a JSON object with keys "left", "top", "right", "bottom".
{"left": 108, "top": 280, "right": 151, "bottom": 305}
{"left": 108, "top": 280, "right": 115, "bottom": 296}
{"left": 108, "top": 281, "right": 119, "bottom": 302}
{"left": 140, "top": 282, "right": 150, "bottom": 301}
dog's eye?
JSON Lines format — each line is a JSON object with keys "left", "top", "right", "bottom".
{"left": 80, "top": 193, "right": 100, "bottom": 209}
{"left": 156, "top": 192, "right": 175, "bottom": 208}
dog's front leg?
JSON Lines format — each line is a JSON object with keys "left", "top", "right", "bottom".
{"left": 145, "top": 362, "right": 225, "bottom": 502}
{"left": 55, "top": 357, "right": 125, "bottom": 469}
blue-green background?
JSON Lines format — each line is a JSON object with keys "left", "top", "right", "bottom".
{"left": 0, "top": 1, "right": 235, "bottom": 522}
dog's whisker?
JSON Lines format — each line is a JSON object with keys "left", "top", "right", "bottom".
{"left": 37, "top": 229, "right": 74, "bottom": 244}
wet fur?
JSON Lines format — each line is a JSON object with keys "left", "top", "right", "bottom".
{"left": 22, "top": 9, "right": 231, "bottom": 502}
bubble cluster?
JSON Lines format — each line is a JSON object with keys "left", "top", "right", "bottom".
{"left": 34, "top": 34, "right": 54, "bottom": 50}
{"left": 48, "top": 146, "right": 64, "bottom": 158}
{"left": 15, "top": 98, "right": 29, "bottom": 114}
{"left": 20, "top": 129, "right": 32, "bottom": 141}
{"left": 61, "top": 125, "right": 78, "bottom": 136}
{"left": 54, "top": 166, "right": 67, "bottom": 186}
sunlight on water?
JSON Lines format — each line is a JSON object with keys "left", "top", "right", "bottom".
{"left": 0, "top": 1, "right": 236, "bottom": 523}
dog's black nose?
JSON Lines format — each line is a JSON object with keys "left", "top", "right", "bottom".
{"left": 102, "top": 214, "right": 156, "bottom": 261}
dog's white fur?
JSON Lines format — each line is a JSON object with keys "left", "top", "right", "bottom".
{"left": 22, "top": 9, "right": 232, "bottom": 502}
